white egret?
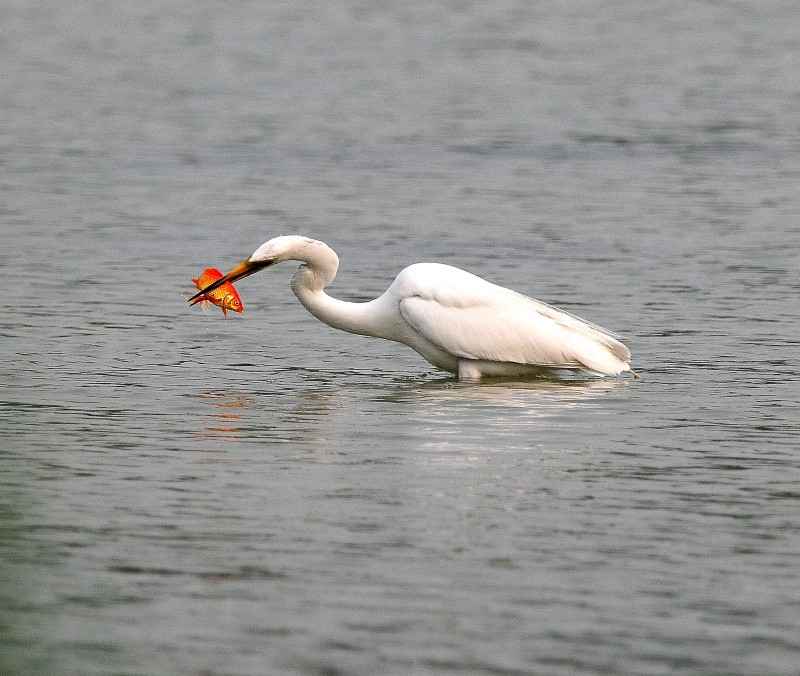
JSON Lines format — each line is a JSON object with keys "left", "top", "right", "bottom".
{"left": 189, "top": 236, "right": 636, "bottom": 380}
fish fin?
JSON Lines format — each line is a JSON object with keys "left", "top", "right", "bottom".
{"left": 221, "top": 307, "right": 228, "bottom": 318}
{"left": 191, "top": 278, "right": 198, "bottom": 285}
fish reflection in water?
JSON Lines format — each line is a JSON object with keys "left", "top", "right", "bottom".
{"left": 196, "top": 391, "right": 248, "bottom": 442}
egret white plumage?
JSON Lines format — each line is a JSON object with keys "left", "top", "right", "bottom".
{"left": 189, "top": 236, "right": 635, "bottom": 380}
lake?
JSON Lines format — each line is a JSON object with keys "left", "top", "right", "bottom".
{"left": 2, "top": 1, "right": 800, "bottom": 674}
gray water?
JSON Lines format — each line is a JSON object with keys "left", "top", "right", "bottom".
{"left": 2, "top": 1, "right": 800, "bottom": 674}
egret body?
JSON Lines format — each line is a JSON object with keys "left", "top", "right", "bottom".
{"left": 189, "top": 236, "right": 634, "bottom": 380}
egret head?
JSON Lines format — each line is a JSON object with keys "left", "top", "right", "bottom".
{"left": 188, "top": 236, "right": 331, "bottom": 305}
{"left": 249, "top": 235, "right": 317, "bottom": 265}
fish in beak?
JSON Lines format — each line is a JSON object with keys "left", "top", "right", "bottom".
{"left": 188, "top": 259, "right": 273, "bottom": 306}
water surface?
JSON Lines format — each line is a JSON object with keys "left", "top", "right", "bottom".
{"left": 2, "top": 1, "right": 800, "bottom": 674}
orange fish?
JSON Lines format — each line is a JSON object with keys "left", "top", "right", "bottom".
{"left": 190, "top": 268, "right": 243, "bottom": 318}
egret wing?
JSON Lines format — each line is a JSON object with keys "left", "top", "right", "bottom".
{"left": 396, "top": 266, "right": 629, "bottom": 373}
